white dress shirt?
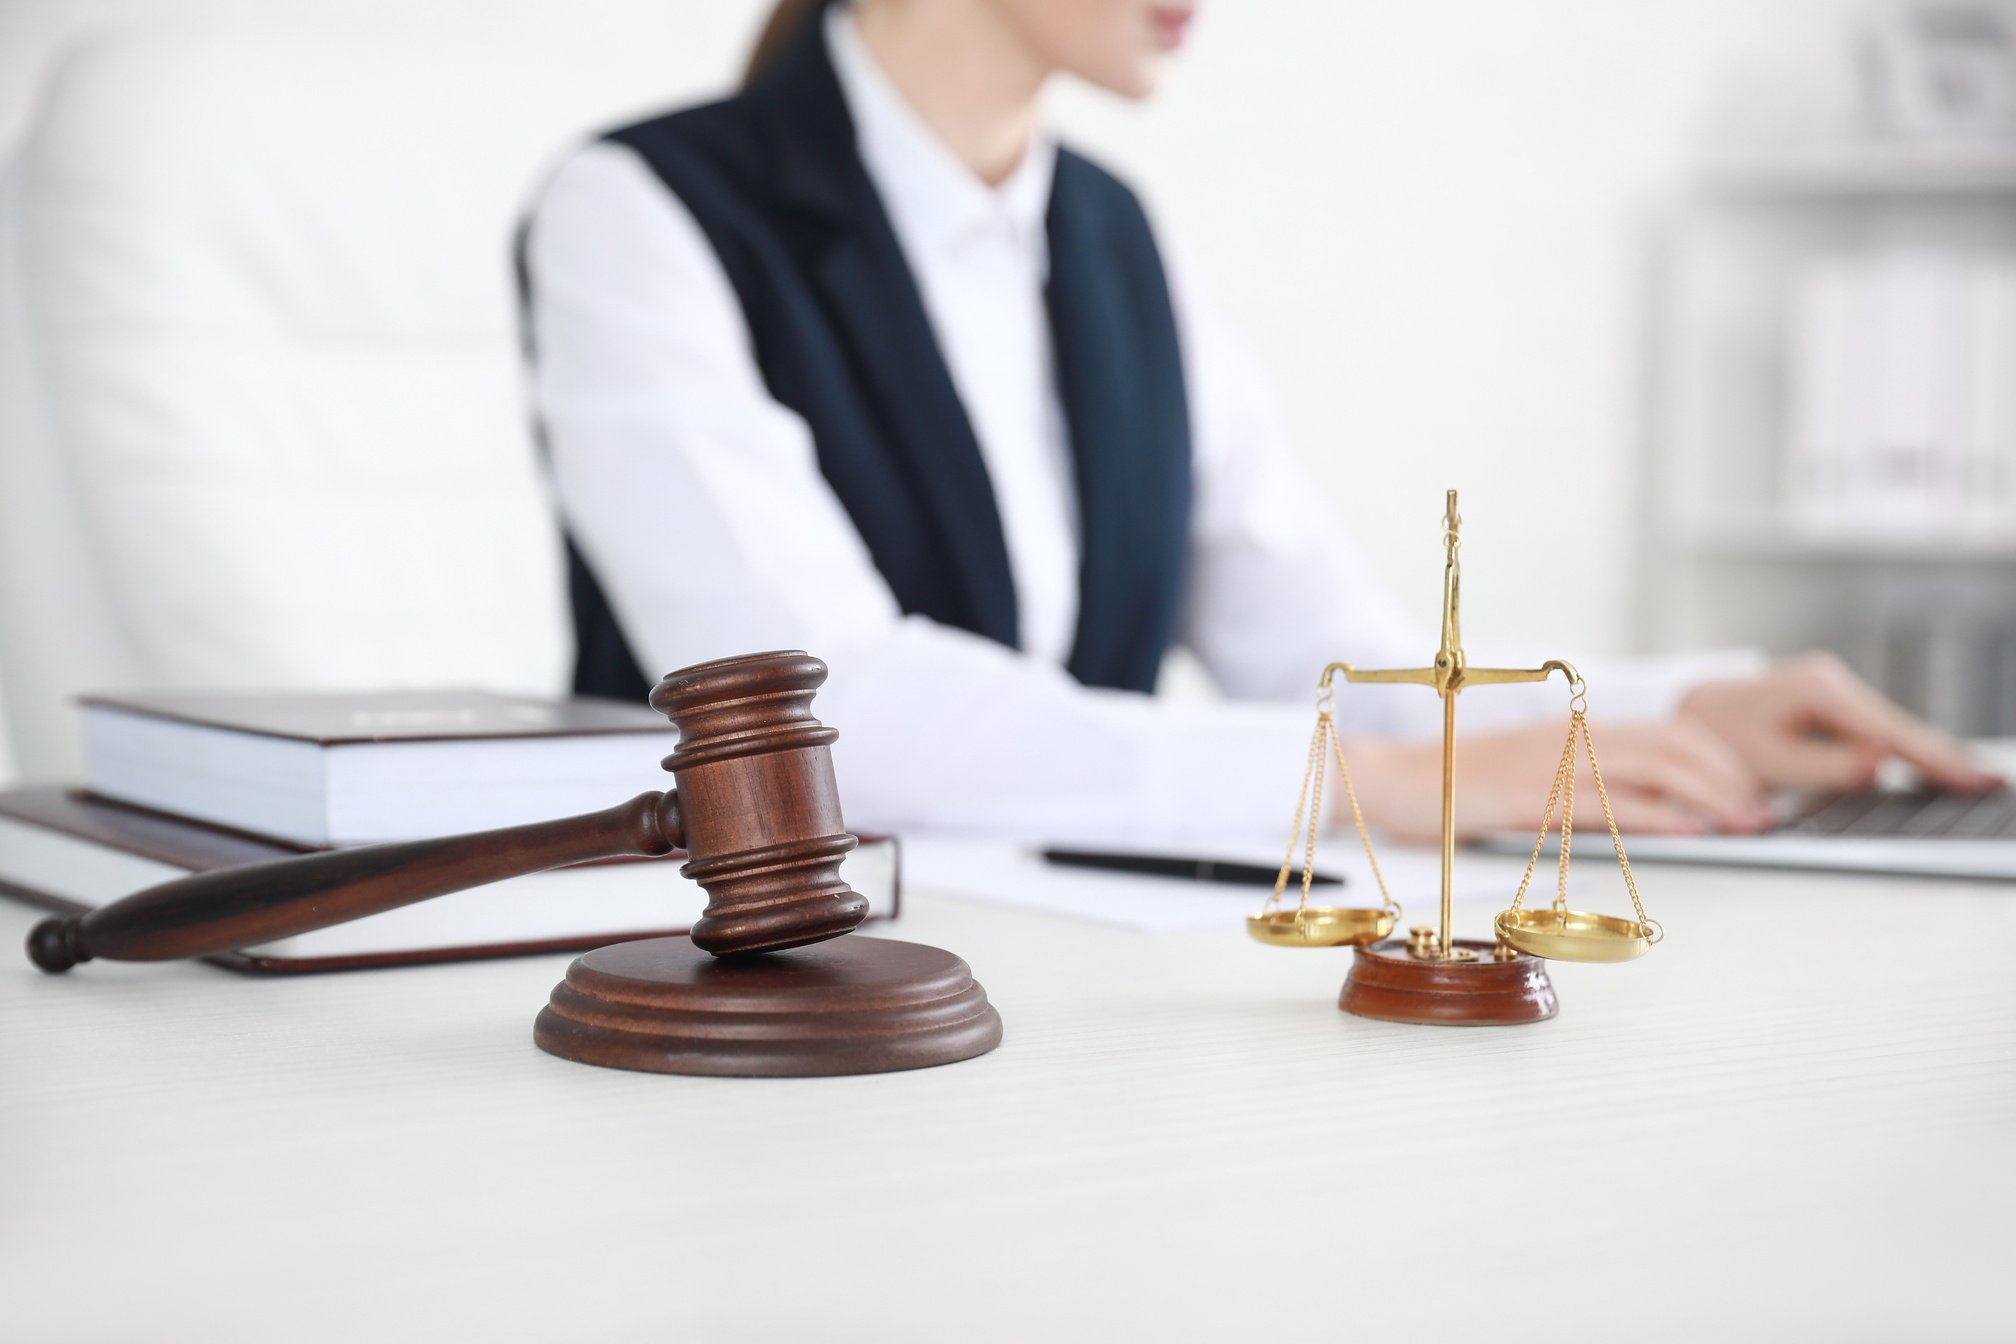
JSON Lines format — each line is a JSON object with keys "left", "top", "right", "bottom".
{"left": 831, "top": 14, "right": 1082, "bottom": 666}
{"left": 524, "top": 6, "right": 1755, "bottom": 844}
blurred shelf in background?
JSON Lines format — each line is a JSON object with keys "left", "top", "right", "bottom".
{"left": 1643, "top": 134, "right": 2016, "bottom": 738}
{"left": 1701, "top": 142, "right": 2016, "bottom": 199}
{"left": 1673, "top": 515, "right": 2016, "bottom": 562}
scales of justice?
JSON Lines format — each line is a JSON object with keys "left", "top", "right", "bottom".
{"left": 1248, "top": 490, "right": 1663, "bottom": 1025}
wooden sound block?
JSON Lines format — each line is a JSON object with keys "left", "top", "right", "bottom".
{"left": 1338, "top": 937, "right": 1558, "bottom": 1026}
{"left": 533, "top": 935, "right": 1003, "bottom": 1077}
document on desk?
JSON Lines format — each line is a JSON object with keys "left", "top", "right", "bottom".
{"left": 902, "top": 836, "right": 1500, "bottom": 932}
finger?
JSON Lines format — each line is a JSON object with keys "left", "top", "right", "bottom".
{"left": 1581, "top": 725, "right": 1765, "bottom": 833}
{"left": 1748, "top": 732, "right": 1883, "bottom": 795}
{"left": 1583, "top": 787, "right": 1707, "bottom": 837}
{"left": 1640, "top": 753, "right": 1763, "bottom": 833}
{"left": 1801, "top": 673, "right": 2003, "bottom": 792}
{"left": 1652, "top": 723, "right": 1772, "bottom": 829}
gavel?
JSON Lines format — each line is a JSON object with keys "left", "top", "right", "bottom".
{"left": 24, "top": 650, "right": 1003, "bottom": 1078}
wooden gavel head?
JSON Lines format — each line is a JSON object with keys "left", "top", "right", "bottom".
{"left": 650, "top": 650, "right": 868, "bottom": 956}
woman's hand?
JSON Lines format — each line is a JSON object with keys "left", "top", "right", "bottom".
{"left": 1345, "top": 719, "right": 1775, "bottom": 845}
{"left": 1677, "top": 652, "right": 2002, "bottom": 795}
{"left": 1341, "top": 651, "right": 2003, "bottom": 845}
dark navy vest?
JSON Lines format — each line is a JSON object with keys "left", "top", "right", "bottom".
{"left": 535, "top": 13, "right": 1194, "bottom": 701}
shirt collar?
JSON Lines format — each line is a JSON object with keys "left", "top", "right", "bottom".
{"left": 824, "top": 3, "right": 1055, "bottom": 261}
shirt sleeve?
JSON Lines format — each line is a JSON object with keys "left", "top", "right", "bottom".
{"left": 523, "top": 141, "right": 1316, "bottom": 844}
{"left": 1167, "top": 247, "right": 1430, "bottom": 734}
{"left": 1164, "top": 248, "right": 1764, "bottom": 738}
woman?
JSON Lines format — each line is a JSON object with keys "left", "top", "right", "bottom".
{"left": 522, "top": 0, "right": 1997, "bottom": 844}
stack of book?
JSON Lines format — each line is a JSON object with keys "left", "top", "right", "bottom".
{"left": 0, "top": 691, "right": 898, "bottom": 971}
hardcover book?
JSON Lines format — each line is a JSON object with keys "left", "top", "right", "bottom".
{"left": 79, "top": 689, "right": 683, "bottom": 847}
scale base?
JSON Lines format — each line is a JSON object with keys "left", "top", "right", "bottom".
{"left": 534, "top": 935, "right": 1003, "bottom": 1076}
{"left": 1339, "top": 937, "right": 1557, "bottom": 1026}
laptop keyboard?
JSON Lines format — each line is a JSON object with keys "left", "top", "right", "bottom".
{"left": 1784, "top": 789, "right": 2016, "bottom": 840}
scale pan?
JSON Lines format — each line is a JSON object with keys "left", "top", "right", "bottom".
{"left": 1246, "top": 906, "right": 1396, "bottom": 948}
{"left": 1493, "top": 908, "right": 1661, "bottom": 963}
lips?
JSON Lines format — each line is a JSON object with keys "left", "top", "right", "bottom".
{"left": 1149, "top": 5, "right": 1193, "bottom": 50}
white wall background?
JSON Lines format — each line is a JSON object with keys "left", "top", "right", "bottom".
{"left": 0, "top": 0, "right": 1869, "bottom": 780}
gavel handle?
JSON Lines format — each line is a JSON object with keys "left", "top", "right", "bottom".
{"left": 25, "top": 790, "right": 683, "bottom": 973}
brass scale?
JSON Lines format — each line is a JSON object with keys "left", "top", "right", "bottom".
{"left": 1250, "top": 491, "right": 1662, "bottom": 1023}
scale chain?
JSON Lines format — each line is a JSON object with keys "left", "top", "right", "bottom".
{"left": 1507, "top": 712, "right": 1579, "bottom": 918}
{"left": 1265, "top": 713, "right": 1330, "bottom": 920}
{"left": 1327, "top": 718, "right": 1397, "bottom": 915}
{"left": 1555, "top": 714, "right": 1578, "bottom": 914}
{"left": 1580, "top": 716, "right": 1653, "bottom": 931}
{"left": 1505, "top": 684, "right": 1657, "bottom": 939}
{"left": 1265, "top": 693, "right": 1400, "bottom": 923}
{"left": 1300, "top": 719, "right": 1328, "bottom": 919}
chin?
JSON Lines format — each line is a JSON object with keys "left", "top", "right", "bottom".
{"left": 1081, "top": 58, "right": 1164, "bottom": 100}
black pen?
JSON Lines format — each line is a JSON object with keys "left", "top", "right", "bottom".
{"left": 1040, "top": 848, "right": 1343, "bottom": 887}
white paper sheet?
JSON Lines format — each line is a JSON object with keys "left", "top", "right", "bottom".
{"left": 901, "top": 834, "right": 1515, "bottom": 933}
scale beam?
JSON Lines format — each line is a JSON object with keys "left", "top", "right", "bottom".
{"left": 1451, "top": 661, "right": 1580, "bottom": 690}
{"left": 1324, "top": 664, "right": 1439, "bottom": 688}
{"left": 1325, "top": 661, "right": 1580, "bottom": 693}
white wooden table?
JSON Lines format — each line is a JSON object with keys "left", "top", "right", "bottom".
{"left": 3, "top": 854, "right": 2012, "bottom": 1343}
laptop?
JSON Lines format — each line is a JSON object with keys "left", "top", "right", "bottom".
{"left": 1478, "top": 744, "right": 2016, "bottom": 881}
